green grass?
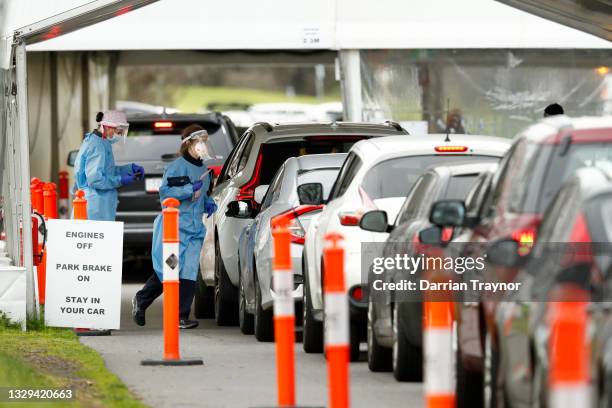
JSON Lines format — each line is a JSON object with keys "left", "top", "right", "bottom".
{"left": 0, "top": 314, "right": 146, "bottom": 408}
{"left": 173, "top": 86, "right": 341, "bottom": 112}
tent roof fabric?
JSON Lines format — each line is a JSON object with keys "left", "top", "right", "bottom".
{"left": 5, "top": 0, "right": 612, "bottom": 51}
{"left": 24, "top": 0, "right": 612, "bottom": 51}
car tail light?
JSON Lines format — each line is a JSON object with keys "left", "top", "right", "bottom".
{"left": 208, "top": 165, "right": 222, "bottom": 177}
{"left": 338, "top": 211, "right": 362, "bottom": 226}
{"left": 441, "top": 227, "right": 454, "bottom": 242}
{"left": 154, "top": 121, "right": 173, "bottom": 129}
{"left": 237, "top": 151, "right": 263, "bottom": 202}
{"left": 511, "top": 227, "right": 536, "bottom": 256}
{"left": 349, "top": 285, "right": 366, "bottom": 303}
{"left": 434, "top": 146, "right": 468, "bottom": 153}
{"left": 271, "top": 205, "right": 324, "bottom": 244}
{"left": 569, "top": 213, "right": 592, "bottom": 243}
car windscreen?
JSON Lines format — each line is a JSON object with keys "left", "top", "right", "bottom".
{"left": 537, "top": 143, "right": 612, "bottom": 213}
{"left": 361, "top": 155, "right": 499, "bottom": 200}
{"left": 259, "top": 137, "right": 368, "bottom": 185}
{"left": 297, "top": 168, "right": 341, "bottom": 200}
{"left": 444, "top": 174, "right": 481, "bottom": 200}
{"left": 115, "top": 120, "right": 232, "bottom": 163}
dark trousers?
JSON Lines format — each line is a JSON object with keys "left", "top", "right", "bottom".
{"left": 135, "top": 273, "right": 196, "bottom": 320}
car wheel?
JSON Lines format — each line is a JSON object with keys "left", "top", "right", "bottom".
{"left": 484, "top": 330, "right": 500, "bottom": 408}
{"left": 194, "top": 268, "right": 214, "bottom": 319}
{"left": 392, "top": 303, "right": 422, "bottom": 381}
{"left": 254, "top": 272, "right": 273, "bottom": 342}
{"left": 239, "top": 273, "right": 254, "bottom": 335}
{"left": 214, "top": 239, "right": 238, "bottom": 326}
{"left": 302, "top": 259, "right": 323, "bottom": 353}
{"left": 456, "top": 345, "right": 484, "bottom": 408}
{"left": 367, "top": 298, "right": 391, "bottom": 372}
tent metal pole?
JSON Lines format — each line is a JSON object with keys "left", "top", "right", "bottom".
{"left": 15, "top": 40, "right": 36, "bottom": 321}
{"left": 339, "top": 49, "right": 362, "bottom": 122}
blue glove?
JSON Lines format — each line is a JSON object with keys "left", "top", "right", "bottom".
{"left": 192, "top": 180, "right": 203, "bottom": 192}
{"left": 204, "top": 201, "right": 217, "bottom": 218}
{"left": 121, "top": 173, "right": 136, "bottom": 186}
{"left": 132, "top": 164, "right": 145, "bottom": 180}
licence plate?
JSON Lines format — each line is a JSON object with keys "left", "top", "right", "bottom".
{"left": 145, "top": 177, "right": 163, "bottom": 193}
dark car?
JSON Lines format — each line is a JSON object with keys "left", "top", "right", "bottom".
{"left": 429, "top": 116, "right": 612, "bottom": 407}
{"left": 69, "top": 113, "right": 239, "bottom": 261}
{"left": 488, "top": 165, "right": 612, "bottom": 408}
{"left": 360, "top": 161, "right": 499, "bottom": 381}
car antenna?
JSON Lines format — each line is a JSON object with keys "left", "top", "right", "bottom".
{"left": 444, "top": 98, "right": 451, "bottom": 142}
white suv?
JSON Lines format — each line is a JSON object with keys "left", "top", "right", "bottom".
{"left": 197, "top": 121, "right": 409, "bottom": 325}
{"left": 302, "top": 134, "right": 511, "bottom": 359}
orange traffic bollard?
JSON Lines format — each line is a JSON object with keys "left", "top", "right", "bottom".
{"left": 324, "top": 232, "right": 349, "bottom": 408}
{"left": 548, "top": 299, "right": 590, "bottom": 408}
{"left": 43, "top": 182, "right": 58, "bottom": 219}
{"left": 71, "top": 190, "right": 112, "bottom": 336}
{"left": 142, "top": 198, "right": 203, "bottom": 366}
{"left": 423, "top": 300, "right": 455, "bottom": 408}
{"left": 30, "top": 178, "right": 44, "bottom": 214}
{"left": 58, "top": 171, "right": 70, "bottom": 219}
{"left": 37, "top": 182, "right": 59, "bottom": 304}
{"left": 272, "top": 214, "right": 296, "bottom": 407}
{"left": 73, "top": 190, "right": 87, "bottom": 220}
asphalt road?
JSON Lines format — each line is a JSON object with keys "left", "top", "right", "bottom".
{"left": 80, "top": 283, "right": 424, "bottom": 408}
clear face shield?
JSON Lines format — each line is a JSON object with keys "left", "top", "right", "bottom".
{"left": 102, "top": 123, "right": 129, "bottom": 145}
{"left": 182, "top": 130, "right": 217, "bottom": 161}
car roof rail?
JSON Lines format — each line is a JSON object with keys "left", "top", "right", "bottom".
{"left": 384, "top": 120, "right": 406, "bottom": 132}
{"left": 253, "top": 121, "right": 273, "bottom": 132}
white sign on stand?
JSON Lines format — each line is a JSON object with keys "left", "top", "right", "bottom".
{"left": 44, "top": 219, "right": 123, "bottom": 330}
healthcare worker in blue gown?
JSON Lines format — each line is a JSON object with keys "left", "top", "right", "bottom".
{"left": 72, "top": 110, "right": 145, "bottom": 221}
{"left": 132, "top": 124, "right": 217, "bottom": 329}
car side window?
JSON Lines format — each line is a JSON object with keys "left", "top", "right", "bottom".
{"left": 328, "top": 153, "right": 355, "bottom": 200}
{"left": 236, "top": 133, "right": 256, "bottom": 174}
{"left": 261, "top": 166, "right": 284, "bottom": 210}
{"left": 220, "top": 132, "right": 250, "bottom": 182}
{"left": 396, "top": 173, "right": 437, "bottom": 225}
{"left": 335, "top": 155, "right": 362, "bottom": 198}
{"left": 482, "top": 140, "right": 521, "bottom": 219}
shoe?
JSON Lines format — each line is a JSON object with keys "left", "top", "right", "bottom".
{"left": 132, "top": 296, "right": 146, "bottom": 327}
{"left": 179, "top": 319, "right": 199, "bottom": 329}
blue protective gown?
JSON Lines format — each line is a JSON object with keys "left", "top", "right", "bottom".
{"left": 72, "top": 131, "right": 132, "bottom": 221}
{"left": 151, "top": 156, "right": 214, "bottom": 282}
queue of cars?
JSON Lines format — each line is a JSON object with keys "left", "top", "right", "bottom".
{"left": 115, "top": 110, "right": 612, "bottom": 407}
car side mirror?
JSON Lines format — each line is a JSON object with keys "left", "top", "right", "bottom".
{"left": 359, "top": 210, "right": 392, "bottom": 233}
{"left": 226, "top": 200, "right": 253, "bottom": 218}
{"left": 297, "top": 182, "right": 324, "bottom": 205}
{"left": 486, "top": 239, "right": 527, "bottom": 268}
{"left": 430, "top": 200, "right": 466, "bottom": 227}
{"left": 67, "top": 150, "right": 78, "bottom": 167}
{"left": 254, "top": 185, "right": 269, "bottom": 205}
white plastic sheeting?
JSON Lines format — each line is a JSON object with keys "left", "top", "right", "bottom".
{"left": 360, "top": 49, "right": 612, "bottom": 138}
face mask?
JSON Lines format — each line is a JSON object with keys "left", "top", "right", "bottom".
{"left": 194, "top": 141, "right": 211, "bottom": 160}
{"left": 108, "top": 136, "right": 120, "bottom": 145}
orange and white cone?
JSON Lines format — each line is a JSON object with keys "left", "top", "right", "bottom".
{"left": 423, "top": 300, "right": 455, "bottom": 408}
{"left": 271, "top": 214, "right": 296, "bottom": 407}
{"left": 324, "top": 232, "right": 349, "bottom": 408}
{"left": 141, "top": 198, "right": 203, "bottom": 366}
{"left": 548, "top": 300, "right": 590, "bottom": 408}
